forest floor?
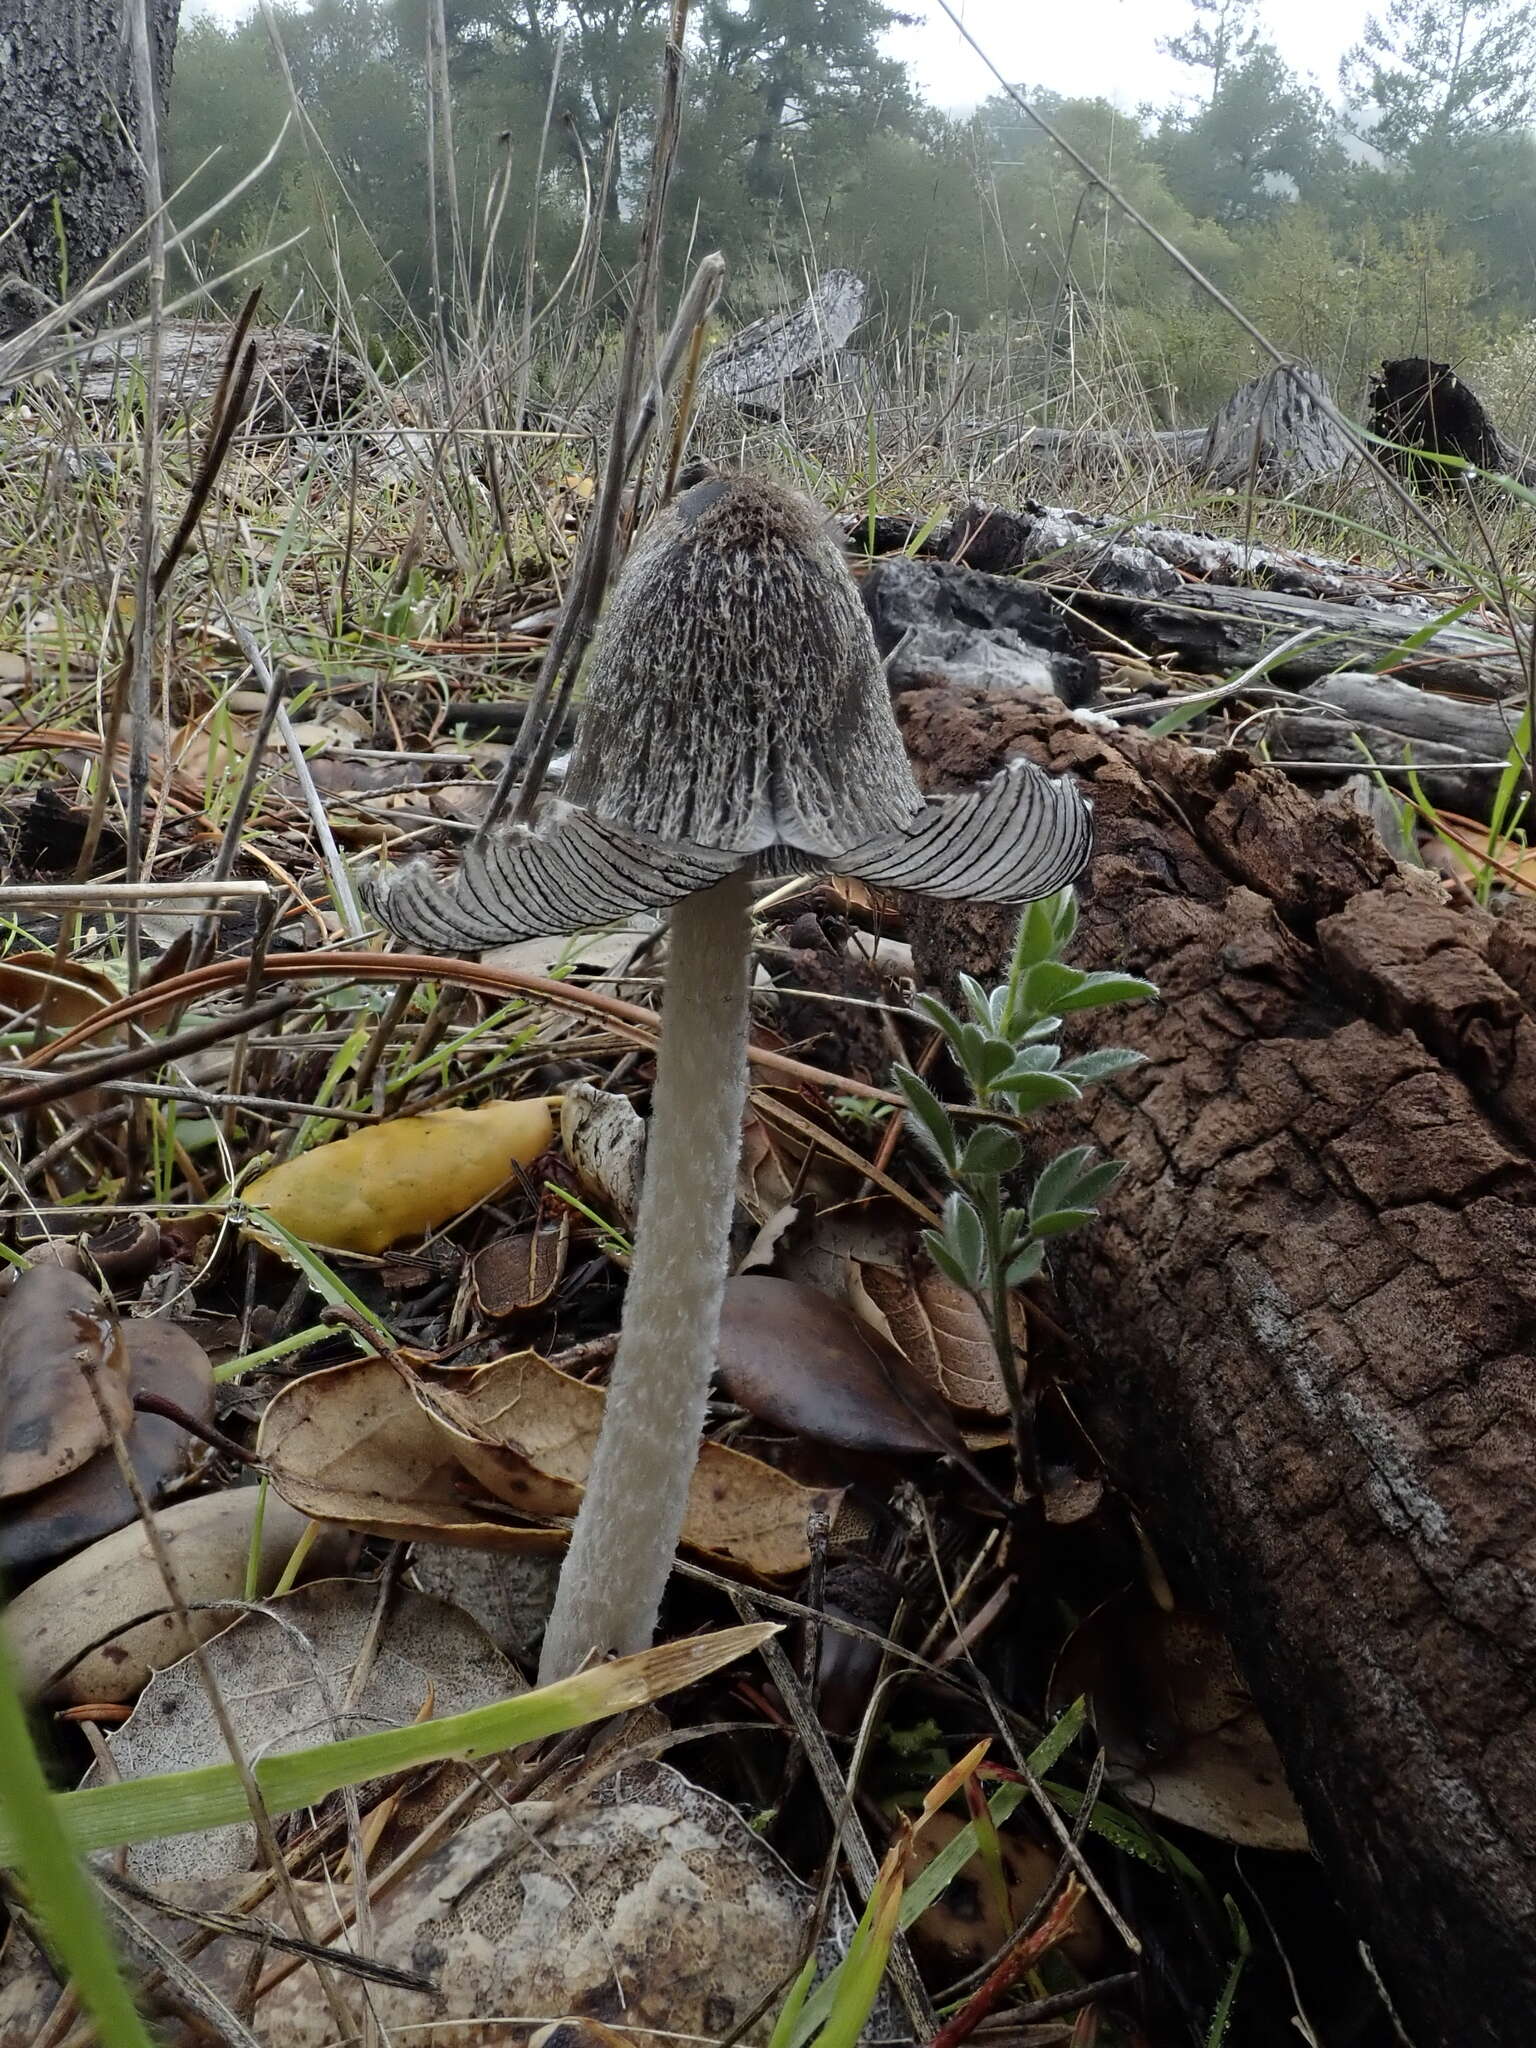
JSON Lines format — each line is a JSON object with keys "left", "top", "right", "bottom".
{"left": 0, "top": 332, "right": 1531, "bottom": 2048}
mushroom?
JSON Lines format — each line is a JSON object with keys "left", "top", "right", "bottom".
{"left": 363, "top": 474, "right": 1092, "bottom": 1681}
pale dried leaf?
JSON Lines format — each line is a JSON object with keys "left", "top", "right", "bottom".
{"left": 6, "top": 1489, "right": 352, "bottom": 1703}
{"left": 96, "top": 1579, "right": 523, "bottom": 1883}
{"left": 415, "top": 1351, "right": 840, "bottom": 1578}
{"left": 259, "top": 1354, "right": 566, "bottom": 1550}
{"left": 858, "top": 1257, "right": 1019, "bottom": 1419}
{"left": 408, "top": 1544, "right": 561, "bottom": 1662}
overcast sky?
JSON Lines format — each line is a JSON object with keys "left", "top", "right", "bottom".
{"left": 187, "top": 0, "right": 1381, "bottom": 113}
{"left": 888, "top": 0, "right": 1377, "bottom": 111}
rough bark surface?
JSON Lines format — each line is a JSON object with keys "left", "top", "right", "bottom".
{"left": 893, "top": 685, "right": 1536, "bottom": 2048}
{"left": 1195, "top": 361, "right": 1355, "bottom": 491}
{"left": 0, "top": 0, "right": 179, "bottom": 290}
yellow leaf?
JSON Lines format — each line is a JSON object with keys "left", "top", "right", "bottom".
{"left": 246, "top": 1098, "right": 554, "bottom": 1255}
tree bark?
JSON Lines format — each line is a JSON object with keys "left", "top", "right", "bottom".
{"left": 0, "top": 0, "right": 179, "bottom": 297}
{"left": 893, "top": 685, "right": 1536, "bottom": 2048}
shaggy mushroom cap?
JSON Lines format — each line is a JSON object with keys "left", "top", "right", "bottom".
{"left": 565, "top": 473, "right": 924, "bottom": 856}
{"left": 365, "top": 474, "right": 1092, "bottom": 950}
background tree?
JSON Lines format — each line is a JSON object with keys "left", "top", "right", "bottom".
{"left": 0, "top": 0, "right": 180, "bottom": 298}
{"left": 1155, "top": 43, "right": 1338, "bottom": 223}
{"left": 1340, "top": 0, "right": 1536, "bottom": 165}
{"left": 1158, "top": 0, "right": 1259, "bottom": 103}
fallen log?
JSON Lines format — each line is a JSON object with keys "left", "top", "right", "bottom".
{"left": 1266, "top": 672, "right": 1525, "bottom": 821}
{"left": 1062, "top": 578, "right": 1523, "bottom": 700}
{"left": 858, "top": 549, "right": 1525, "bottom": 705}
{"left": 990, "top": 363, "right": 1354, "bottom": 493}
{"left": 1, "top": 315, "right": 369, "bottom": 424}
{"left": 940, "top": 497, "right": 1424, "bottom": 607}
{"left": 892, "top": 686, "right": 1536, "bottom": 2048}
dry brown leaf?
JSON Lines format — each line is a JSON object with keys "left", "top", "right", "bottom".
{"left": 415, "top": 1350, "right": 840, "bottom": 1579}
{"left": 1049, "top": 1597, "right": 1309, "bottom": 1852}
{"left": 259, "top": 1354, "right": 565, "bottom": 1550}
{"left": 0, "top": 1316, "right": 213, "bottom": 1576}
{"left": 0, "top": 1263, "right": 132, "bottom": 1502}
{"left": 245, "top": 1096, "right": 553, "bottom": 1255}
{"left": 0, "top": 952, "right": 124, "bottom": 1120}
{"left": 716, "top": 1275, "right": 960, "bottom": 1458}
{"left": 97, "top": 1579, "right": 524, "bottom": 1883}
{"left": 471, "top": 1220, "right": 568, "bottom": 1317}
{"left": 857, "top": 1256, "right": 1019, "bottom": 1419}
{"left": 6, "top": 1489, "right": 353, "bottom": 1703}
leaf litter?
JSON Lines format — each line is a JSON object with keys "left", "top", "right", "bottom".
{"left": 0, "top": 309, "right": 1336, "bottom": 2048}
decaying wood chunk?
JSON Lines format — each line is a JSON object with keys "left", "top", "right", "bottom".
{"left": 1371, "top": 356, "right": 1536, "bottom": 491}
{"left": 893, "top": 685, "right": 1536, "bottom": 2048}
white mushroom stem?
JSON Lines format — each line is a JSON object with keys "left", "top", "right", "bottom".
{"left": 538, "top": 865, "right": 755, "bottom": 1682}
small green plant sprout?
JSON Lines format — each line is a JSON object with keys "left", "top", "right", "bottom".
{"left": 890, "top": 889, "right": 1155, "bottom": 1489}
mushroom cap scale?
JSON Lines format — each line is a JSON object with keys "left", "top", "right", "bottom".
{"left": 563, "top": 474, "right": 925, "bottom": 857}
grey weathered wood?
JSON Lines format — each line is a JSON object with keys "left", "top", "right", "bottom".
{"left": 1263, "top": 672, "right": 1526, "bottom": 819}
{"left": 0, "top": 0, "right": 179, "bottom": 292}
{"left": 703, "top": 269, "right": 866, "bottom": 412}
{"left": 3, "top": 316, "right": 370, "bottom": 425}
{"left": 1196, "top": 361, "right": 1355, "bottom": 491}
{"left": 1067, "top": 578, "right": 1524, "bottom": 700}
{"left": 986, "top": 363, "right": 1353, "bottom": 491}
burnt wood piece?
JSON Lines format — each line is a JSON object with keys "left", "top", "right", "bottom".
{"left": 861, "top": 557, "right": 1100, "bottom": 708}
{"left": 942, "top": 498, "right": 1420, "bottom": 608}
{"left": 893, "top": 685, "right": 1536, "bottom": 2048}
{"left": 1370, "top": 357, "right": 1536, "bottom": 491}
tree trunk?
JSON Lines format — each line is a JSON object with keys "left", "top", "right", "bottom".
{"left": 893, "top": 685, "right": 1536, "bottom": 2048}
{"left": 0, "top": 0, "right": 179, "bottom": 298}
